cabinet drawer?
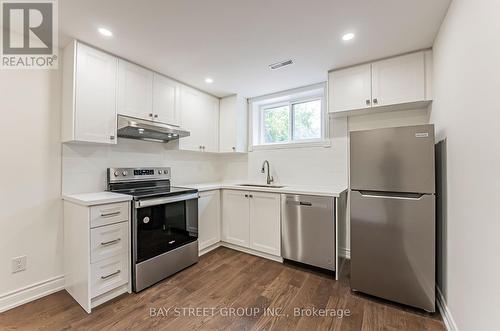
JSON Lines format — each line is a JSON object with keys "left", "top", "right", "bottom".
{"left": 91, "top": 222, "right": 128, "bottom": 263}
{"left": 90, "top": 202, "right": 129, "bottom": 228}
{"left": 91, "top": 253, "right": 129, "bottom": 298}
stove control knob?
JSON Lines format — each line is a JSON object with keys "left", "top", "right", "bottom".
{"left": 122, "top": 171, "right": 128, "bottom": 176}
{"left": 158, "top": 170, "right": 162, "bottom": 174}
{"left": 114, "top": 171, "right": 119, "bottom": 176}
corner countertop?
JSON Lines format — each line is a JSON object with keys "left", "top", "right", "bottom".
{"left": 178, "top": 182, "right": 348, "bottom": 197}
{"left": 62, "top": 192, "right": 133, "bottom": 206}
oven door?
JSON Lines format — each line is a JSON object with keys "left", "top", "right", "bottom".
{"left": 133, "top": 193, "right": 198, "bottom": 264}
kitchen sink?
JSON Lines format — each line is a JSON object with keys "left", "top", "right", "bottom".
{"left": 238, "top": 184, "right": 286, "bottom": 188}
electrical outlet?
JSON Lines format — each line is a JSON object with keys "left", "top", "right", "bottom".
{"left": 12, "top": 256, "right": 27, "bottom": 273}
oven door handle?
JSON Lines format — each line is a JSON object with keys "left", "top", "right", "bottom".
{"left": 135, "top": 193, "right": 199, "bottom": 208}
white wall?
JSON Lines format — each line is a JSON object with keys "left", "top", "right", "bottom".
{"left": 0, "top": 70, "right": 63, "bottom": 300}
{"left": 62, "top": 139, "right": 222, "bottom": 195}
{"left": 430, "top": 0, "right": 500, "bottom": 329}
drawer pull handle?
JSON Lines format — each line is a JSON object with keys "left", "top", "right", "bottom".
{"left": 100, "top": 238, "right": 121, "bottom": 246}
{"left": 100, "top": 211, "right": 120, "bottom": 218}
{"left": 299, "top": 202, "right": 312, "bottom": 206}
{"left": 101, "top": 270, "right": 121, "bottom": 280}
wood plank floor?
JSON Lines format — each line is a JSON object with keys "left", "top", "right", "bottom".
{"left": 0, "top": 247, "right": 445, "bottom": 330}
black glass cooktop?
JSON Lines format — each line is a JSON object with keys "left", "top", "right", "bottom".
{"left": 110, "top": 186, "right": 197, "bottom": 200}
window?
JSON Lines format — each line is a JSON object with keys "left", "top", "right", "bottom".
{"left": 251, "top": 83, "right": 327, "bottom": 149}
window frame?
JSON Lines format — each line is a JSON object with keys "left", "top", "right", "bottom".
{"left": 253, "top": 85, "right": 328, "bottom": 150}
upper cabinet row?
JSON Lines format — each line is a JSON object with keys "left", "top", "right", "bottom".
{"left": 118, "top": 60, "right": 179, "bottom": 126}
{"left": 329, "top": 50, "right": 432, "bottom": 116}
{"left": 61, "top": 40, "right": 247, "bottom": 153}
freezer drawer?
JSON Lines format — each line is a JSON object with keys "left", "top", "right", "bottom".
{"left": 350, "top": 124, "right": 435, "bottom": 194}
{"left": 281, "top": 194, "right": 335, "bottom": 270}
{"left": 350, "top": 190, "right": 435, "bottom": 312}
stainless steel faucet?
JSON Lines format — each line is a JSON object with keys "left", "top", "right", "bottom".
{"left": 261, "top": 160, "right": 274, "bottom": 185}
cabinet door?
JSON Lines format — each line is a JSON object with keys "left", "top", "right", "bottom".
{"left": 201, "top": 95, "right": 219, "bottom": 153}
{"left": 219, "top": 95, "right": 247, "bottom": 153}
{"left": 153, "top": 73, "right": 179, "bottom": 126}
{"left": 179, "top": 87, "right": 219, "bottom": 152}
{"left": 117, "top": 60, "right": 153, "bottom": 120}
{"left": 222, "top": 190, "right": 249, "bottom": 247}
{"left": 371, "top": 52, "right": 425, "bottom": 107}
{"left": 198, "top": 190, "right": 221, "bottom": 250}
{"left": 75, "top": 43, "right": 118, "bottom": 144}
{"left": 329, "top": 64, "right": 371, "bottom": 113}
{"left": 249, "top": 192, "right": 281, "bottom": 256}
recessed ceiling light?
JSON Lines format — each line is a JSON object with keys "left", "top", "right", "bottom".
{"left": 98, "top": 27, "right": 113, "bottom": 37}
{"left": 342, "top": 32, "right": 355, "bottom": 41}
{"left": 205, "top": 78, "right": 214, "bottom": 84}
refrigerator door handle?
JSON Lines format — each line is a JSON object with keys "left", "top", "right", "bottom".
{"left": 358, "top": 191, "right": 425, "bottom": 201}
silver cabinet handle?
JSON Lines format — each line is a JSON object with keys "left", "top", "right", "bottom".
{"left": 110, "top": 135, "right": 115, "bottom": 140}
{"left": 365, "top": 99, "right": 371, "bottom": 106}
{"left": 100, "top": 238, "right": 121, "bottom": 246}
{"left": 373, "top": 98, "right": 378, "bottom": 104}
{"left": 101, "top": 270, "right": 121, "bottom": 280}
{"left": 100, "top": 211, "right": 120, "bottom": 218}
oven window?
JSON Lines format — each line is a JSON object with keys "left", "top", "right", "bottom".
{"left": 136, "top": 200, "right": 197, "bottom": 263}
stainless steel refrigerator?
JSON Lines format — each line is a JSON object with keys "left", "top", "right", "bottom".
{"left": 350, "top": 124, "right": 435, "bottom": 312}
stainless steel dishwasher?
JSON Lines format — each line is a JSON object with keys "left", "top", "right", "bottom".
{"left": 281, "top": 194, "right": 335, "bottom": 270}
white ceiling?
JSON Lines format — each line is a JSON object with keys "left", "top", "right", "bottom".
{"left": 59, "top": 0, "right": 451, "bottom": 98}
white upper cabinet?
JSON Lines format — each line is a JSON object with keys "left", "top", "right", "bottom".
{"left": 371, "top": 52, "right": 425, "bottom": 107}
{"left": 329, "top": 50, "right": 432, "bottom": 116}
{"left": 118, "top": 60, "right": 153, "bottom": 120}
{"left": 219, "top": 95, "right": 248, "bottom": 153}
{"left": 249, "top": 192, "right": 281, "bottom": 256}
{"left": 330, "top": 64, "right": 372, "bottom": 113}
{"left": 61, "top": 41, "right": 118, "bottom": 144}
{"left": 153, "top": 73, "right": 179, "bottom": 126}
{"left": 179, "top": 86, "right": 219, "bottom": 153}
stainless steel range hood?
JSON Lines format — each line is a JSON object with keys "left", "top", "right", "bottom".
{"left": 117, "top": 115, "right": 189, "bottom": 142}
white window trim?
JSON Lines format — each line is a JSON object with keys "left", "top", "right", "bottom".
{"left": 249, "top": 82, "right": 330, "bottom": 151}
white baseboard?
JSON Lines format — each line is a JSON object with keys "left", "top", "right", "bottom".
{"left": 436, "top": 286, "right": 458, "bottom": 331}
{"left": 199, "top": 242, "right": 222, "bottom": 256}
{"left": 220, "top": 242, "right": 283, "bottom": 263}
{"left": 339, "top": 247, "right": 351, "bottom": 259}
{"left": 0, "top": 275, "right": 65, "bottom": 313}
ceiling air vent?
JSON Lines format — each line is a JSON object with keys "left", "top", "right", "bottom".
{"left": 269, "top": 59, "right": 294, "bottom": 70}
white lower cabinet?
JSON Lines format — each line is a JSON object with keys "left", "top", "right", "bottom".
{"left": 90, "top": 253, "right": 129, "bottom": 298}
{"left": 222, "top": 190, "right": 250, "bottom": 247}
{"left": 63, "top": 200, "right": 131, "bottom": 313}
{"left": 249, "top": 192, "right": 281, "bottom": 256}
{"left": 221, "top": 190, "right": 281, "bottom": 257}
{"left": 198, "top": 190, "right": 221, "bottom": 251}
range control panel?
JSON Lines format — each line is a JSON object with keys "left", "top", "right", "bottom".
{"left": 107, "top": 167, "right": 171, "bottom": 182}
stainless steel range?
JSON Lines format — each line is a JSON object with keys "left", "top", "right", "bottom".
{"left": 107, "top": 167, "right": 199, "bottom": 292}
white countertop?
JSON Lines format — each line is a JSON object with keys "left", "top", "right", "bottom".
{"left": 179, "top": 182, "right": 348, "bottom": 197}
{"left": 62, "top": 192, "right": 133, "bottom": 206}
